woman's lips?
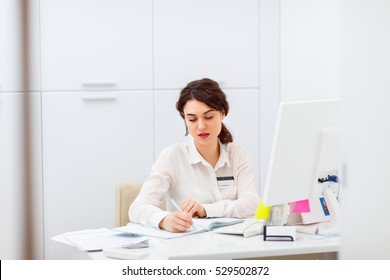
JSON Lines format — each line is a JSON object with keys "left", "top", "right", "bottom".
{"left": 198, "top": 133, "right": 210, "bottom": 138}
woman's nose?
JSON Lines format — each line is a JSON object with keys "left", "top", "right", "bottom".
{"left": 198, "top": 119, "right": 206, "bottom": 130}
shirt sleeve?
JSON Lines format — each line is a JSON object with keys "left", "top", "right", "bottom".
{"left": 203, "top": 145, "right": 261, "bottom": 218}
{"left": 128, "top": 148, "right": 173, "bottom": 229}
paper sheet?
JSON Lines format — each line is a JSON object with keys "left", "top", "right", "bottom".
{"left": 53, "top": 228, "right": 149, "bottom": 251}
{"left": 292, "top": 199, "right": 311, "bottom": 213}
{"left": 254, "top": 199, "right": 271, "bottom": 220}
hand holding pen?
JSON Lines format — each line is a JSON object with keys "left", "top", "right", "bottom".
{"left": 158, "top": 198, "right": 196, "bottom": 233}
{"left": 169, "top": 198, "right": 197, "bottom": 231}
{"left": 178, "top": 198, "right": 207, "bottom": 218}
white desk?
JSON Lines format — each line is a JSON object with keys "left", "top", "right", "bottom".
{"left": 64, "top": 231, "right": 339, "bottom": 260}
{"left": 147, "top": 231, "right": 339, "bottom": 260}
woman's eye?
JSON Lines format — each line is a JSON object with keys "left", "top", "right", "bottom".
{"left": 205, "top": 116, "right": 213, "bottom": 120}
{"left": 188, "top": 119, "right": 196, "bottom": 122}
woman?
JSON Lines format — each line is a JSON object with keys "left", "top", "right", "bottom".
{"left": 129, "top": 78, "right": 260, "bottom": 232}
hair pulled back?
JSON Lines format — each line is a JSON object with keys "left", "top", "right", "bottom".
{"left": 176, "top": 78, "right": 233, "bottom": 144}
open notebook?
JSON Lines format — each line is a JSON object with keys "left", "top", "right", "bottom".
{"left": 113, "top": 217, "right": 244, "bottom": 239}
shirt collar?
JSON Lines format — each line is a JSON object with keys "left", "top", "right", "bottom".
{"left": 186, "top": 137, "right": 231, "bottom": 169}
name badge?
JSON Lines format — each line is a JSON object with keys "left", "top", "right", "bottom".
{"left": 217, "top": 176, "right": 235, "bottom": 186}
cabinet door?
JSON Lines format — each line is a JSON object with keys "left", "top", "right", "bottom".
{"left": 0, "top": 0, "right": 40, "bottom": 92}
{"left": 40, "top": 0, "right": 153, "bottom": 91}
{"left": 154, "top": 90, "right": 188, "bottom": 159}
{"left": 154, "top": 0, "right": 259, "bottom": 89}
{"left": 154, "top": 89, "right": 260, "bottom": 189}
{"left": 42, "top": 91, "right": 154, "bottom": 259}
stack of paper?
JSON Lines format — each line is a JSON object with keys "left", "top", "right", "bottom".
{"left": 54, "top": 228, "right": 149, "bottom": 252}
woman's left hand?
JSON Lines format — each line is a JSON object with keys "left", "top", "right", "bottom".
{"left": 180, "top": 199, "right": 207, "bottom": 218}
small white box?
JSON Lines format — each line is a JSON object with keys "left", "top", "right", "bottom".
{"left": 263, "top": 226, "right": 296, "bottom": 241}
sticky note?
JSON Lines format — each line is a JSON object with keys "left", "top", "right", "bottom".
{"left": 292, "top": 199, "right": 310, "bottom": 213}
{"left": 254, "top": 199, "right": 271, "bottom": 220}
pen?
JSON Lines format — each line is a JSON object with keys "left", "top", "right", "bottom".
{"left": 169, "top": 197, "right": 197, "bottom": 231}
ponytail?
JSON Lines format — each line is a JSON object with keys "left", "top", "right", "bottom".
{"left": 219, "top": 123, "right": 233, "bottom": 144}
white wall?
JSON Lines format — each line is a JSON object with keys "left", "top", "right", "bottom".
{"left": 280, "top": 0, "right": 340, "bottom": 102}
{"left": 340, "top": 0, "right": 390, "bottom": 259}
{"left": 259, "top": 0, "right": 341, "bottom": 193}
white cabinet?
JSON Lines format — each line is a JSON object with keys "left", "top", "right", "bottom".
{"left": 153, "top": 0, "right": 259, "bottom": 89}
{"left": 40, "top": 0, "right": 153, "bottom": 91}
{"left": 0, "top": 0, "right": 40, "bottom": 92}
{"left": 154, "top": 90, "right": 188, "bottom": 158}
{"left": 154, "top": 89, "right": 260, "bottom": 189}
{"left": 42, "top": 91, "right": 154, "bottom": 259}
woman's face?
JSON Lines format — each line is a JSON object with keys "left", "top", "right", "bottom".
{"left": 183, "top": 99, "right": 225, "bottom": 148}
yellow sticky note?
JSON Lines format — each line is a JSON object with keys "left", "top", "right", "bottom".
{"left": 254, "top": 199, "right": 271, "bottom": 220}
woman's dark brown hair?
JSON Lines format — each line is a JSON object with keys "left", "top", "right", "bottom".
{"left": 176, "top": 78, "right": 233, "bottom": 144}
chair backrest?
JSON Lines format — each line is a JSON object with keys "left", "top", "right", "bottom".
{"left": 115, "top": 182, "right": 166, "bottom": 227}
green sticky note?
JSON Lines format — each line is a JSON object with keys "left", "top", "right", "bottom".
{"left": 254, "top": 199, "right": 271, "bottom": 220}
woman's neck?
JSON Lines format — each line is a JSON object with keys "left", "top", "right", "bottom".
{"left": 195, "top": 139, "right": 220, "bottom": 168}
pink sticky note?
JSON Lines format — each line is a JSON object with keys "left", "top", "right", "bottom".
{"left": 292, "top": 199, "right": 311, "bottom": 213}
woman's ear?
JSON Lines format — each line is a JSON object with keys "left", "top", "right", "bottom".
{"left": 221, "top": 111, "right": 226, "bottom": 120}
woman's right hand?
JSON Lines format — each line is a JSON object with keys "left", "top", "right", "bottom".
{"left": 158, "top": 211, "right": 194, "bottom": 233}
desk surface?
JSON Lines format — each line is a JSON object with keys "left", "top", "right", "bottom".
{"left": 81, "top": 231, "right": 339, "bottom": 260}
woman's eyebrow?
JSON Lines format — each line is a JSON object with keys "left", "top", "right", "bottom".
{"left": 203, "top": 109, "right": 215, "bottom": 115}
{"left": 185, "top": 109, "right": 215, "bottom": 117}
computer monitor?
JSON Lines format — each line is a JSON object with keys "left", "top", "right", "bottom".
{"left": 262, "top": 99, "right": 341, "bottom": 207}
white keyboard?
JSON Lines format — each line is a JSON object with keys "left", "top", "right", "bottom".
{"left": 214, "top": 219, "right": 264, "bottom": 238}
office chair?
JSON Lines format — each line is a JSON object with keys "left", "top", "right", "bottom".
{"left": 115, "top": 182, "right": 166, "bottom": 227}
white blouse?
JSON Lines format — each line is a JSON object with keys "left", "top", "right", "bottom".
{"left": 129, "top": 138, "right": 261, "bottom": 229}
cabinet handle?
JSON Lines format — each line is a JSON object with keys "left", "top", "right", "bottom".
{"left": 82, "top": 96, "right": 117, "bottom": 101}
{"left": 82, "top": 81, "right": 117, "bottom": 87}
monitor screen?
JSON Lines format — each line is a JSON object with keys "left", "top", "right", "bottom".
{"left": 262, "top": 99, "right": 341, "bottom": 206}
